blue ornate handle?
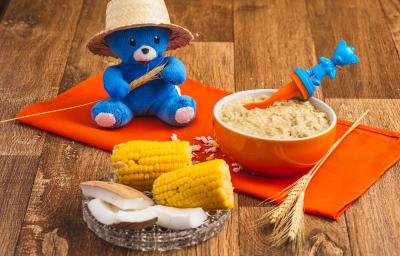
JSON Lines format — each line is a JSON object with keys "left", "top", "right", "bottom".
{"left": 294, "top": 40, "right": 358, "bottom": 97}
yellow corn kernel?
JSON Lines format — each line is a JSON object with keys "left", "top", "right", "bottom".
{"left": 152, "top": 159, "right": 234, "bottom": 210}
{"left": 112, "top": 140, "right": 192, "bottom": 191}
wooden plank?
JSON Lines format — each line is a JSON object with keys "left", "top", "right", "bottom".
{"left": 233, "top": 0, "right": 318, "bottom": 93}
{"left": 0, "top": 156, "right": 40, "bottom": 256}
{"left": 233, "top": 1, "right": 352, "bottom": 255}
{"left": 325, "top": 98, "right": 400, "bottom": 256}
{"left": 58, "top": 0, "right": 117, "bottom": 93}
{"left": 306, "top": 0, "right": 400, "bottom": 99}
{"left": 175, "top": 42, "right": 235, "bottom": 91}
{"left": 379, "top": 0, "right": 400, "bottom": 56}
{"left": 167, "top": 0, "right": 233, "bottom": 42}
{"left": 0, "top": 0, "right": 83, "bottom": 155}
{"left": 13, "top": 0, "right": 109, "bottom": 253}
{"left": 0, "top": 0, "right": 83, "bottom": 255}
{"left": 14, "top": 139, "right": 111, "bottom": 255}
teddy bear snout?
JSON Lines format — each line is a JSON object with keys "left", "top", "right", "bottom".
{"left": 141, "top": 48, "right": 149, "bottom": 54}
{"left": 133, "top": 45, "right": 157, "bottom": 63}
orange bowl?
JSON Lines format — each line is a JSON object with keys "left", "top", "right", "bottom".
{"left": 213, "top": 89, "right": 336, "bottom": 177}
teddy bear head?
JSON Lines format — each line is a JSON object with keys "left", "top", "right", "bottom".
{"left": 332, "top": 40, "right": 359, "bottom": 66}
{"left": 106, "top": 26, "right": 170, "bottom": 64}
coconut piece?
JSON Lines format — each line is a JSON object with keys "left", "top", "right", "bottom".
{"left": 87, "top": 199, "right": 157, "bottom": 229}
{"left": 117, "top": 207, "right": 157, "bottom": 223}
{"left": 81, "top": 181, "right": 154, "bottom": 210}
{"left": 87, "top": 200, "right": 207, "bottom": 230}
{"left": 113, "top": 207, "right": 157, "bottom": 229}
{"left": 152, "top": 205, "right": 207, "bottom": 230}
{"left": 87, "top": 198, "right": 119, "bottom": 225}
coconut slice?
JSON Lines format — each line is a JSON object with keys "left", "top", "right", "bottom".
{"left": 114, "top": 207, "right": 158, "bottom": 229}
{"left": 81, "top": 181, "right": 153, "bottom": 210}
{"left": 88, "top": 199, "right": 157, "bottom": 229}
{"left": 87, "top": 200, "right": 207, "bottom": 230}
{"left": 87, "top": 198, "right": 119, "bottom": 225}
{"left": 152, "top": 205, "right": 208, "bottom": 230}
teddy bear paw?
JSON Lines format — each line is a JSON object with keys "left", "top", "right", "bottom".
{"left": 175, "top": 107, "right": 195, "bottom": 125}
{"left": 94, "top": 113, "right": 116, "bottom": 128}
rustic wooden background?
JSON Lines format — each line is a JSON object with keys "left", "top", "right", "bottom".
{"left": 0, "top": 0, "right": 399, "bottom": 255}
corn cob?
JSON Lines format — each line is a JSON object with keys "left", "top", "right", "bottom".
{"left": 152, "top": 159, "right": 234, "bottom": 210}
{"left": 112, "top": 140, "right": 192, "bottom": 191}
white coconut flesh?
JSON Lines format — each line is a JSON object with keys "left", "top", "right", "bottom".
{"left": 80, "top": 181, "right": 154, "bottom": 210}
{"left": 87, "top": 199, "right": 208, "bottom": 230}
{"left": 152, "top": 205, "right": 208, "bottom": 230}
{"left": 87, "top": 198, "right": 157, "bottom": 226}
{"left": 87, "top": 198, "right": 119, "bottom": 225}
{"left": 117, "top": 207, "right": 157, "bottom": 223}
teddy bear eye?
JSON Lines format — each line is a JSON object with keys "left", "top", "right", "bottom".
{"left": 129, "top": 38, "right": 136, "bottom": 46}
{"left": 154, "top": 36, "right": 160, "bottom": 44}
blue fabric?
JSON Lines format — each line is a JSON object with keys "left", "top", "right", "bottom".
{"left": 91, "top": 27, "right": 196, "bottom": 128}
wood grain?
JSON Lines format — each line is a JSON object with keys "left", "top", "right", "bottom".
{"left": 233, "top": 0, "right": 317, "bottom": 93}
{"left": 379, "top": 0, "right": 400, "bottom": 56}
{"left": 167, "top": 0, "right": 233, "bottom": 42}
{"left": 58, "top": 0, "right": 118, "bottom": 93}
{"left": 41, "top": 228, "right": 69, "bottom": 256}
{"left": 306, "top": 0, "right": 400, "bottom": 99}
{"left": 175, "top": 42, "right": 235, "bottom": 91}
{"left": 0, "top": 0, "right": 83, "bottom": 155}
{"left": 325, "top": 98, "right": 400, "bottom": 255}
{"left": 15, "top": 139, "right": 111, "bottom": 255}
{"left": 0, "top": 156, "right": 40, "bottom": 256}
{"left": 0, "top": 0, "right": 84, "bottom": 255}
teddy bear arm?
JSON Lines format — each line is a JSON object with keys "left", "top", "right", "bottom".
{"left": 160, "top": 56, "right": 187, "bottom": 85}
{"left": 103, "top": 66, "right": 131, "bottom": 99}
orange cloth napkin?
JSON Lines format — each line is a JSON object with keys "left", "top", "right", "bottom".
{"left": 18, "top": 73, "right": 400, "bottom": 219}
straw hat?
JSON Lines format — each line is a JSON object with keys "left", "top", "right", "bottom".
{"left": 87, "top": 0, "right": 193, "bottom": 57}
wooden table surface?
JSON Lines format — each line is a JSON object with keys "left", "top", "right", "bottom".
{"left": 0, "top": 0, "right": 399, "bottom": 255}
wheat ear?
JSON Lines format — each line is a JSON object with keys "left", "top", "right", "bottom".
{"left": 261, "top": 110, "right": 370, "bottom": 249}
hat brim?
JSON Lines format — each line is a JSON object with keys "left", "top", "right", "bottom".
{"left": 87, "top": 23, "right": 194, "bottom": 58}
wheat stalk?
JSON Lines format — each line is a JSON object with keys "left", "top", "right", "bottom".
{"left": 0, "top": 64, "right": 166, "bottom": 124}
{"left": 260, "top": 110, "right": 370, "bottom": 250}
{"left": 130, "top": 64, "right": 166, "bottom": 90}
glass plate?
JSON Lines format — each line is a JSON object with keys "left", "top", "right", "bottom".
{"left": 82, "top": 198, "right": 231, "bottom": 251}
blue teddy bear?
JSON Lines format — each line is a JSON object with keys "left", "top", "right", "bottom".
{"left": 91, "top": 26, "right": 196, "bottom": 128}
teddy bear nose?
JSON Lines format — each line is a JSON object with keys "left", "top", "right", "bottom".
{"left": 141, "top": 48, "right": 149, "bottom": 54}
